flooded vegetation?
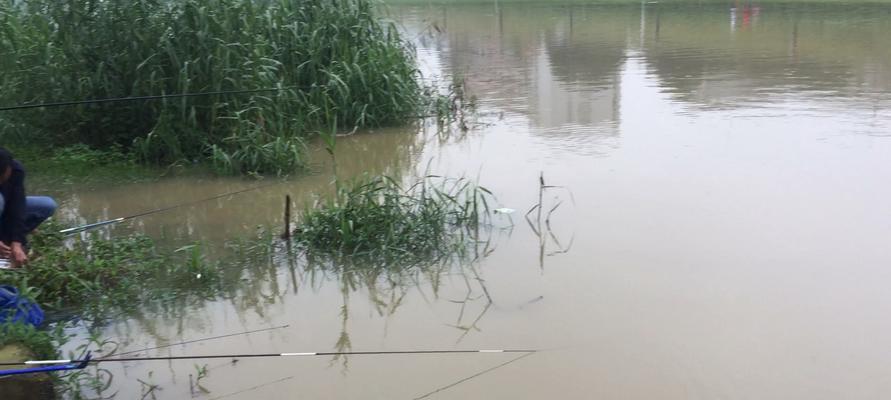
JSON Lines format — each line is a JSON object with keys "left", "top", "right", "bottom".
{"left": 0, "top": 0, "right": 429, "bottom": 175}
{"left": 293, "top": 175, "right": 493, "bottom": 259}
{"left": 3, "top": 0, "right": 891, "bottom": 398}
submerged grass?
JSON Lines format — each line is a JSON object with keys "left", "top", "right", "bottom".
{"left": 0, "top": 0, "right": 428, "bottom": 175}
{"left": 293, "top": 175, "right": 493, "bottom": 263}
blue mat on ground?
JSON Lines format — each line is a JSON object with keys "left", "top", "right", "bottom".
{"left": 0, "top": 285, "right": 44, "bottom": 327}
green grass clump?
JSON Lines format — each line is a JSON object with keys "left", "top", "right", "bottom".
{"left": 0, "top": 221, "right": 223, "bottom": 314}
{"left": 0, "top": 322, "right": 64, "bottom": 360}
{"left": 0, "top": 0, "right": 425, "bottom": 175}
{"left": 293, "top": 175, "right": 493, "bottom": 262}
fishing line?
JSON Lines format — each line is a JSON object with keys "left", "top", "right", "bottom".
{"left": 208, "top": 376, "right": 295, "bottom": 400}
{"left": 0, "top": 86, "right": 440, "bottom": 118}
{"left": 108, "top": 324, "right": 291, "bottom": 358}
{"left": 412, "top": 351, "right": 535, "bottom": 400}
{"left": 59, "top": 181, "right": 280, "bottom": 235}
{"left": 0, "top": 349, "right": 537, "bottom": 366}
{"left": 0, "top": 87, "right": 309, "bottom": 112}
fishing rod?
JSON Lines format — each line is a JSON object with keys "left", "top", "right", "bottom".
{"left": 59, "top": 181, "right": 279, "bottom": 235}
{"left": 0, "top": 349, "right": 537, "bottom": 368}
{"left": 0, "top": 86, "right": 445, "bottom": 118}
{"left": 0, "top": 87, "right": 311, "bottom": 112}
{"left": 0, "top": 326, "right": 291, "bottom": 377}
{"left": 0, "top": 353, "right": 92, "bottom": 377}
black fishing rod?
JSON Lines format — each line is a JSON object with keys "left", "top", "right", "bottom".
{"left": 0, "top": 87, "right": 309, "bottom": 112}
{"left": 59, "top": 181, "right": 279, "bottom": 235}
{"left": 0, "top": 349, "right": 538, "bottom": 367}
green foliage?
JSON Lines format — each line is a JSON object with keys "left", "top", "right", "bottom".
{"left": 293, "top": 175, "right": 493, "bottom": 263}
{"left": 0, "top": 221, "right": 223, "bottom": 313}
{"left": 0, "top": 0, "right": 425, "bottom": 175}
{"left": 209, "top": 134, "right": 304, "bottom": 176}
{"left": 427, "top": 78, "right": 475, "bottom": 128}
{"left": 0, "top": 322, "right": 65, "bottom": 360}
{"left": 11, "top": 144, "right": 158, "bottom": 187}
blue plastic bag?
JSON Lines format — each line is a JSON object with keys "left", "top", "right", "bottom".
{"left": 0, "top": 285, "right": 44, "bottom": 327}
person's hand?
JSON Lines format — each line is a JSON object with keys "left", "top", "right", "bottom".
{"left": 0, "top": 242, "right": 10, "bottom": 258}
{"left": 10, "top": 242, "right": 27, "bottom": 266}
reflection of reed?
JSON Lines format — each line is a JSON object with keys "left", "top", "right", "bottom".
{"left": 299, "top": 239, "right": 497, "bottom": 351}
{"left": 525, "top": 173, "right": 573, "bottom": 270}
{"left": 447, "top": 265, "right": 492, "bottom": 344}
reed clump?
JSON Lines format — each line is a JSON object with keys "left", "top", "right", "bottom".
{"left": 293, "top": 175, "right": 493, "bottom": 262}
{"left": 0, "top": 0, "right": 425, "bottom": 175}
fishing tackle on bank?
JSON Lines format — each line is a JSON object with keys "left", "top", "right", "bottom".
{"left": 0, "top": 349, "right": 537, "bottom": 368}
{"left": 0, "top": 87, "right": 304, "bottom": 112}
{"left": 59, "top": 182, "right": 279, "bottom": 235}
{"left": 0, "top": 326, "right": 292, "bottom": 377}
{"left": 0, "top": 352, "right": 92, "bottom": 377}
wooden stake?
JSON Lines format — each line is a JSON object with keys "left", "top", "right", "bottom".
{"left": 281, "top": 194, "right": 291, "bottom": 239}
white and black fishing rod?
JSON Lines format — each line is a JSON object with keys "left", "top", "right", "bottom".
{"left": 0, "top": 349, "right": 538, "bottom": 367}
{"left": 59, "top": 181, "right": 279, "bottom": 235}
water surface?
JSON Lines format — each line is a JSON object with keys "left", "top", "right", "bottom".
{"left": 38, "top": 1, "right": 891, "bottom": 398}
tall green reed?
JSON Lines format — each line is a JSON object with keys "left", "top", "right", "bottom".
{"left": 0, "top": 0, "right": 425, "bottom": 175}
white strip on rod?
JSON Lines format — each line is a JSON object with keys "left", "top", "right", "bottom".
{"left": 26, "top": 359, "right": 71, "bottom": 365}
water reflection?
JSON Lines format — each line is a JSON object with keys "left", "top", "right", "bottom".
{"left": 33, "top": 1, "right": 891, "bottom": 398}
{"left": 39, "top": 128, "right": 425, "bottom": 245}
{"left": 403, "top": 1, "right": 891, "bottom": 127}
{"left": 56, "top": 230, "right": 505, "bottom": 398}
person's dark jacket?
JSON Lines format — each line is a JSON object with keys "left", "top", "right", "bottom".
{"left": 0, "top": 160, "right": 27, "bottom": 244}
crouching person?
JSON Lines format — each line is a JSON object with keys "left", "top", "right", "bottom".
{"left": 0, "top": 148, "right": 57, "bottom": 268}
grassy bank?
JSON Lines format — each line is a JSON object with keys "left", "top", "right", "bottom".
{"left": 0, "top": 0, "right": 427, "bottom": 176}
{"left": 0, "top": 221, "right": 229, "bottom": 370}
{"left": 12, "top": 145, "right": 165, "bottom": 189}
{"left": 0, "top": 222, "right": 225, "bottom": 317}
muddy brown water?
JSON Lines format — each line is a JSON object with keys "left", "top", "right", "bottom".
{"left": 24, "top": 1, "right": 891, "bottom": 399}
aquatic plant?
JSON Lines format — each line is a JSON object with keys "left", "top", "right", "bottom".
{"left": 0, "top": 0, "right": 425, "bottom": 175}
{"left": 293, "top": 175, "right": 493, "bottom": 262}
{"left": 0, "top": 221, "right": 224, "bottom": 314}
